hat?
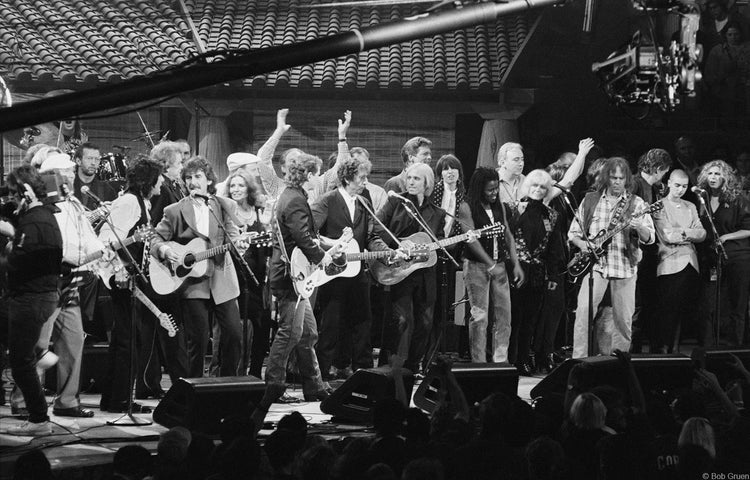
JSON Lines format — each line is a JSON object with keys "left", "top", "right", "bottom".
{"left": 39, "top": 152, "right": 76, "bottom": 172}
{"left": 226, "top": 152, "right": 260, "bottom": 172}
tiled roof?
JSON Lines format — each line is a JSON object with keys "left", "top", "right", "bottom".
{"left": 0, "top": 0, "right": 538, "bottom": 92}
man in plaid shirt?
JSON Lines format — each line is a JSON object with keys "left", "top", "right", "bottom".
{"left": 568, "top": 157, "right": 655, "bottom": 358}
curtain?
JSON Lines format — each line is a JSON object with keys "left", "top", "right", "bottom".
{"left": 476, "top": 119, "right": 519, "bottom": 169}
{"left": 188, "top": 115, "right": 232, "bottom": 182}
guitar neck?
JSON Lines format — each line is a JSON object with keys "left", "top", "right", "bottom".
{"left": 194, "top": 243, "right": 231, "bottom": 262}
{"left": 346, "top": 250, "right": 393, "bottom": 261}
{"left": 132, "top": 286, "right": 163, "bottom": 319}
{"left": 80, "top": 236, "right": 137, "bottom": 265}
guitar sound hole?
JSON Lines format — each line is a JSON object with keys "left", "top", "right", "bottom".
{"left": 183, "top": 253, "right": 196, "bottom": 268}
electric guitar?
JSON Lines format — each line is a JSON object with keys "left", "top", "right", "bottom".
{"left": 132, "top": 286, "right": 178, "bottom": 337}
{"left": 566, "top": 201, "right": 663, "bottom": 281}
{"left": 291, "top": 228, "right": 390, "bottom": 298}
{"left": 367, "top": 222, "right": 505, "bottom": 286}
{"left": 149, "top": 231, "right": 273, "bottom": 295}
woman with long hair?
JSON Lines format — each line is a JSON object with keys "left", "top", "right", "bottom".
{"left": 461, "top": 167, "right": 524, "bottom": 363}
{"left": 218, "top": 168, "right": 272, "bottom": 377}
{"left": 695, "top": 159, "right": 750, "bottom": 346}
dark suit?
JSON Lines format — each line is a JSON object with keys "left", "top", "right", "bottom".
{"left": 151, "top": 195, "right": 242, "bottom": 377}
{"left": 266, "top": 186, "right": 327, "bottom": 396}
{"left": 377, "top": 194, "right": 446, "bottom": 372}
{"left": 312, "top": 189, "right": 389, "bottom": 375}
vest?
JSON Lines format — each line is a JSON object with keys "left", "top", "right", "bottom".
{"left": 580, "top": 191, "right": 640, "bottom": 265}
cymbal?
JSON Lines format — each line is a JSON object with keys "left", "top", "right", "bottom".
{"left": 129, "top": 130, "right": 164, "bottom": 142}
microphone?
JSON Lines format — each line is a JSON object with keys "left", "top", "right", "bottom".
{"left": 691, "top": 186, "right": 706, "bottom": 195}
{"left": 190, "top": 190, "right": 211, "bottom": 202}
{"left": 388, "top": 191, "right": 414, "bottom": 205}
{"left": 81, "top": 186, "right": 105, "bottom": 206}
{"left": 552, "top": 182, "right": 571, "bottom": 193}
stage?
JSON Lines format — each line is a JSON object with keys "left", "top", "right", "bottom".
{"left": 0, "top": 371, "right": 543, "bottom": 479}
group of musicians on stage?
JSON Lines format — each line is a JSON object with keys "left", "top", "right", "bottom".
{"left": 2, "top": 108, "right": 749, "bottom": 434}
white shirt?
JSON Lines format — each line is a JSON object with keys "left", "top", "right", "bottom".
{"left": 192, "top": 198, "right": 210, "bottom": 236}
{"left": 99, "top": 193, "right": 151, "bottom": 245}
{"left": 56, "top": 197, "right": 105, "bottom": 268}
{"left": 338, "top": 186, "right": 357, "bottom": 222}
{"left": 441, "top": 183, "right": 457, "bottom": 236}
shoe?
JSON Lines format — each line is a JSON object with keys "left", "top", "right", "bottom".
{"left": 53, "top": 406, "right": 95, "bottom": 418}
{"left": 303, "top": 387, "right": 334, "bottom": 402}
{"left": 36, "top": 350, "right": 59, "bottom": 371}
{"left": 275, "top": 392, "right": 302, "bottom": 404}
{"left": 135, "top": 389, "right": 166, "bottom": 400}
{"left": 5, "top": 420, "right": 52, "bottom": 435}
{"left": 11, "top": 405, "right": 29, "bottom": 417}
{"left": 105, "top": 402, "right": 152, "bottom": 414}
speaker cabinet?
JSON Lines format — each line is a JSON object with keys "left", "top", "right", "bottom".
{"left": 153, "top": 376, "right": 265, "bottom": 435}
{"left": 530, "top": 354, "right": 695, "bottom": 402}
{"left": 413, "top": 362, "right": 519, "bottom": 414}
{"left": 44, "top": 342, "right": 109, "bottom": 394}
{"left": 320, "top": 366, "right": 414, "bottom": 424}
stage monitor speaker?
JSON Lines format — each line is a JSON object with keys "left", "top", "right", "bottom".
{"left": 530, "top": 354, "right": 694, "bottom": 402}
{"left": 153, "top": 376, "right": 265, "bottom": 435}
{"left": 44, "top": 343, "right": 109, "bottom": 394}
{"left": 413, "top": 362, "right": 519, "bottom": 414}
{"left": 320, "top": 366, "right": 415, "bottom": 424}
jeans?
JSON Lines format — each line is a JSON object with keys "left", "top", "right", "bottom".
{"left": 265, "top": 289, "right": 325, "bottom": 395}
{"left": 573, "top": 271, "right": 636, "bottom": 358}
{"left": 464, "top": 260, "right": 512, "bottom": 363}
{"left": 9, "top": 291, "right": 59, "bottom": 423}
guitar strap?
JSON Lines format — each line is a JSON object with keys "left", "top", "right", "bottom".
{"left": 601, "top": 195, "right": 630, "bottom": 238}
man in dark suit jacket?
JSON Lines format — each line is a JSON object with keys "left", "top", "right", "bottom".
{"left": 152, "top": 157, "right": 242, "bottom": 378}
{"left": 267, "top": 152, "right": 336, "bottom": 402}
{"left": 312, "top": 156, "right": 393, "bottom": 380}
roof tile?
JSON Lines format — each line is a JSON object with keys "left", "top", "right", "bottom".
{"left": 1, "top": 0, "right": 537, "bottom": 92}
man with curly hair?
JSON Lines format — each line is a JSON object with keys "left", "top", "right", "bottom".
{"left": 312, "top": 155, "right": 393, "bottom": 380}
{"left": 99, "top": 156, "right": 164, "bottom": 412}
{"left": 267, "top": 152, "right": 338, "bottom": 402}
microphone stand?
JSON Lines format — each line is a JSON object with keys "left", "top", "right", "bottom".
{"left": 558, "top": 191, "right": 601, "bottom": 357}
{"left": 207, "top": 197, "right": 259, "bottom": 375}
{"left": 101, "top": 209, "right": 151, "bottom": 426}
{"left": 696, "top": 192, "right": 727, "bottom": 348}
{"left": 399, "top": 197, "right": 459, "bottom": 269}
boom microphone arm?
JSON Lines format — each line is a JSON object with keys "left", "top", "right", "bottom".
{"left": 0, "top": 0, "right": 567, "bottom": 132}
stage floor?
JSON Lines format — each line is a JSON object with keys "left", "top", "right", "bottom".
{"left": 0, "top": 372, "right": 543, "bottom": 478}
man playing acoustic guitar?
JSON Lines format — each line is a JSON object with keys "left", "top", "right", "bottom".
{"left": 312, "top": 153, "right": 393, "bottom": 381}
{"left": 152, "top": 157, "right": 244, "bottom": 378}
{"left": 568, "top": 157, "right": 655, "bottom": 358}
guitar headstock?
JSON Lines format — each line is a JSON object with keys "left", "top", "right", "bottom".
{"left": 647, "top": 202, "right": 664, "bottom": 214}
{"left": 159, "top": 313, "right": 178, "bottom": 337}
{"left": 478, "top": 221, "right": 505, "bottom": 238}
{"left": 244, "top": 231, "right": 274, "bottom": 248}
{"left": 133, "top": 225, "right": 156, "bottom": 243}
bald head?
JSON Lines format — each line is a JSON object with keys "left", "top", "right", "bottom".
{"left": 667, "top": 169, "right": 689, "bottom": 199}
{"left": 670, "top": 169, "right": 689, "bottom": 182}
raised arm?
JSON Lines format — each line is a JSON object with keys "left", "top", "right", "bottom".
{"left": 322, "top": 110, "right": 352, "bottom": 192}
{"left": 546, "top": 138, "right": 595, "bottom": 203}
{"left": 257, "top": 108, "right": 290, "bottom": 164}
